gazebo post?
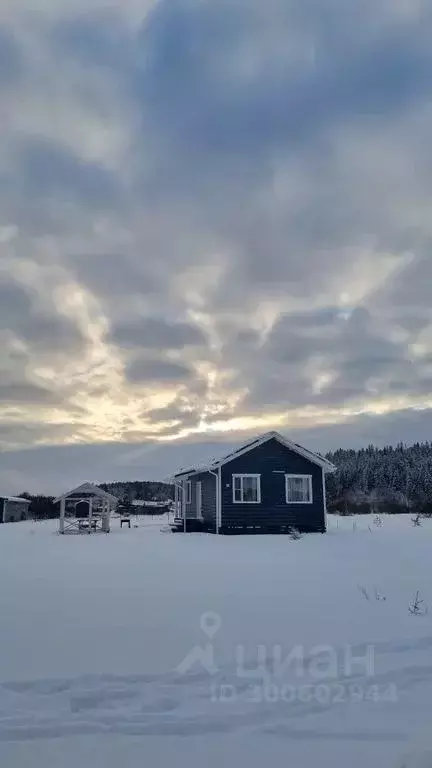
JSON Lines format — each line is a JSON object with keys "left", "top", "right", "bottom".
{"left": 102, "top": 501, "right": 110, "bottom": 533}
{"left": 59, "top": 498, "right": 65, "bottom": 534}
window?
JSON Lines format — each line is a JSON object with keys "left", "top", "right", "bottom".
{"left": 186, "top": 481, "right": 192, "bottom": 505}
{"left": 232, "top": 474, "right": 261, "bottom": 504}
{"left": 285, "top": 474, "right": 313, "bottom": 504}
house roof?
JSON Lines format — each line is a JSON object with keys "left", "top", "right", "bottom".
{"left": 54, "top": 482, "right": 119, "bottom": 505}
{"left": 173, "top": 431, "right": 336, "bottom": 478}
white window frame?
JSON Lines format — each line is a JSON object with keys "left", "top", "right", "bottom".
{"left": 285, "top": 474, "right": 313, "bottom": 504}
{"left": 232, "top": 474, "right": 261, "bottom": 504}
{"left": 186, "top": 480, "right": 192, "bottom": 505}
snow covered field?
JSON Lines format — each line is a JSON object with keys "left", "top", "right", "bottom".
{"left": 1, "top": 514, "right": 432, "bottom": 767}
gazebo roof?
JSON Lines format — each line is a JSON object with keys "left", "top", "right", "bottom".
{"left": 54, "top": 482, "right": 118, "bottom": 505}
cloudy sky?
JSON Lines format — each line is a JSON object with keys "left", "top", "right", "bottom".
{"left": 1, "top": 0, "right": 432, "bottom": 494}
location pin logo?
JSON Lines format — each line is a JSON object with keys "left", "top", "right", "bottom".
{"left": 176, "top": 612, "right": 222, "bottom": 675}
{"left": 200, "top": 612, "right": 222, "bottom": 639}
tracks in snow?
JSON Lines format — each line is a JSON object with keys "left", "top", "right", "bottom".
{"left": 0, "top": 634, "right": 430, "bottom": 743}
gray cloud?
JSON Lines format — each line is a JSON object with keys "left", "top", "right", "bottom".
{"left": 223, "top": 305, "right": 432, "bottom": 413}
{"left": 0, "top": 26, "right": 23, "bottom": 85}
{"left": 0, "top": 420, "right": 75, "bottom": 444}
{"left": 0, "top": 381, "right": 60, "bottom": 406}
{"left": 161, "top": 6, "right": 429, "bottom": 141}
{"left": 135, "top": 0, "right": 432, "bottom": 195}
{"left": 50, "top": 9, "right": 134, "bottom": 72}
{"left": 110, "top": 317, "right": 206, "bottom": 350}
{"left": 69, "top": 253, "right": 162, "bottom": 300}
{"left": 124, "top": 358, "right": 192, "bottom": 383}
{"left": 0, "top": 279, "right": 85, "bottom": 353}
{"left": 146, "top": 401, "right": 200, "bottom": 427}
{"left": 13, "top": 136, "right": 120, "bottom": 207}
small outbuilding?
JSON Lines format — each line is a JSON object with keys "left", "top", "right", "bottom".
{"left": 55, "top": 482, "right": 118, "bottom": 534}
{"left": 0, "top": 496, "right": 31, "bottom": 524}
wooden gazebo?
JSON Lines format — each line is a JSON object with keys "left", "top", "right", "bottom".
{"left": 55, "top": 482, "right": 118, "bottom": 534}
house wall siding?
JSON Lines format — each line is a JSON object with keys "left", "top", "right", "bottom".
{"left": 220, "top": 438, "right": 325, "bottom": 532}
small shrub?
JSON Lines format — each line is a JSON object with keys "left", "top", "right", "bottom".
{"left": 289, "top": 527, "right": 302, "bottom": 540}
{"left": 374, "top": 587, "right": 386, "bottom": 602}
{"left": 408, "top": 591, "right": 428, "bottom": 616}
{"left": 358, "top": 585, "right": 386, "bottom": 602}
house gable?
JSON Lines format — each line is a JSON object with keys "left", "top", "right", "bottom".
{"left": 216, "top": 431, "right": 334, "bottom": 473}
{"left": 220, "top": 437, "right": 326, "bottom": 532}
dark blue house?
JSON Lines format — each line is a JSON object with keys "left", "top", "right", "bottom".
{"left": 172, "top": 431, "right": 336, "bottom": 534}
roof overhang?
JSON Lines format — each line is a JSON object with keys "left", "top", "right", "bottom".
{"left": 172, "top": 469, "right": 196, "bottom": 480}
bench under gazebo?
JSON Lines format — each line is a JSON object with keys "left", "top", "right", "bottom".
{"left": 55, "top": 482, "right": 118, "bottom": 534}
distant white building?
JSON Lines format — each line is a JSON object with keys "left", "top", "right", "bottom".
{"left": 1, "top": 496, "right": 31, "bottom": 524}
{"left": 131, "top": 500, "right": 169, "bottom": 508}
